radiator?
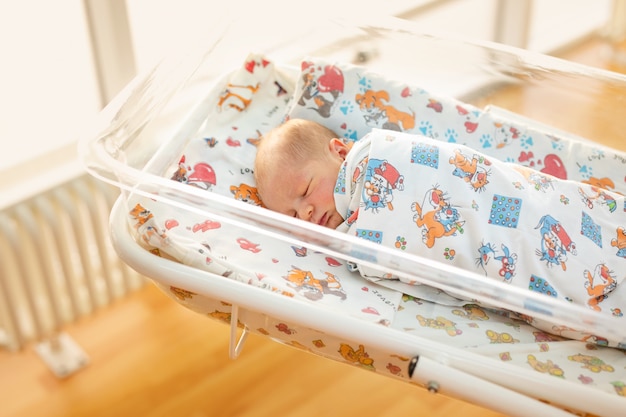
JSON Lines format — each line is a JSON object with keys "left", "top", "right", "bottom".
{"left": 0, "top": 174, "right": 144, "bottom": 362}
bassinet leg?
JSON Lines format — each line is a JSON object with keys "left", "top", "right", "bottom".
{"left": 34, "top": 332, "right": 90, "bottom": 378}
{"left": 228, "top": 305, "right": 248, "bottom": 359}
{"left": 408, "top": 356, "right": 574, "bottom": 417}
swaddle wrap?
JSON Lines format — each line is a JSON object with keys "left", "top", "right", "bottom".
{"left": 335, "top": 129, "right": 626, "bottom": 336}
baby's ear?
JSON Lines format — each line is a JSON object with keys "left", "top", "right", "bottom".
{"left": 329, "top": 138, "right": 349, "bottom": 160}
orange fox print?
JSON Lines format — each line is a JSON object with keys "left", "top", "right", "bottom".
{"left": 355, "top": 89, "right": 415, "bottom": 131}
{"left": 338, "top": 343, "right": 374, "bottom": 368}
{"left": 283, "top": 268, "right": 346, "bottom": 301}
{"left": 230, "top": 183, "right": 263, "bottom": 206}
{"left": 217, "top": 83, "right": 260, "bottom": 112}
{"left": 449, "top": 149, "right": 490, "bottom": 192}
{"left": 584, "top": 263, "right": 617, "bottom": 311}
{"left": 412, "top": 187, "right": 464, "bottom": 248}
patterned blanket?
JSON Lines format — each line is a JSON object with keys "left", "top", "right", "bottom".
{"left": 335, "top": 128, "right": 626, "bottom": 346}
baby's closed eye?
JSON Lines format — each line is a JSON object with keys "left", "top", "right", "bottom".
{"left": 302, "top": 181, "right": 311, "bottom": 197}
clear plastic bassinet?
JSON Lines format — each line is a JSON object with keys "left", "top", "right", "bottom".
{"left": 80, "top": 15, "right": 626, "bottom": 417}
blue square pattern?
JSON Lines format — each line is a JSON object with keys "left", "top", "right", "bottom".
{"left": 581, "top": 211, "right": 602, "bottom": 248}
{"left": 489, "top": 194, "right": 522, "bottom": 228}
{"left": 356, "top": 229, "right": 383, "bottom": 244}
{"left": 529, "top": 275, "right": 558, "bottom": 297}
{"left": 335, "top": 164, "right": 347, "bottom": 195}
{"left": 411, "top": 142, "right": 439, "bottom": 168}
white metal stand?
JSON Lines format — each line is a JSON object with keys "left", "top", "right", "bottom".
{"left": 228, "top": 304, "right": 249, "bottom": 359}
{"left": 35, "top": 332, "right": 89, "bottom": 378}
{"left": 408, "top": 355, "right": 576, "bottom": 417}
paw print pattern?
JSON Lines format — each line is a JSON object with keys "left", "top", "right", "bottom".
{"left": 445, "top": 128, "right": 458, "bottom": 143}
{"left": 344, "top": 129, "right": 359, "bottom": 141}
{"left": 419, "top": 120, "right": 435, "bottom": 138}
{"left": 549, "top": 137, "right": 564, "bottom": 151}
{"left": 578, "top": 163, "right": 593, "bottom": 180}
{"left": 520, "top": 135, "right": 534, "bottom": 149}
{"left": 480, "top": 134, "right": 493, "bottom": 149}
{"left": 339, "top": 100, "right": 354, "bottom": 115}
{"left": 357, "top": 76, "right": 372, "bottom": 91}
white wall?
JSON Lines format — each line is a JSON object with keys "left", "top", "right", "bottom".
{"left": 0, "top": 0, "right": 613, "bottom": 186}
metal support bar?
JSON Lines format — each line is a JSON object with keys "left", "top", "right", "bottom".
{"left": 229, "top": 304, "right": 249, "bottom": 359}
{"left": 408, "top": 355, "right": 576, "bottom": 417}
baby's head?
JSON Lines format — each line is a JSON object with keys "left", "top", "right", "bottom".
{"left": 254, "top": 119, "right": 348, "bottom": 228}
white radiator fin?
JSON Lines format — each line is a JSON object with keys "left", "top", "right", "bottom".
{"left": 0, "top": 175, "right": 144, "bottom": 351}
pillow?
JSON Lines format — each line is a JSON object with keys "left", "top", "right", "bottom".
{"left": 286, "top": 57, "right": 494, "bottom": 143}
{"left": 286, "top": 57, "right": 626, "bottom": 193}
{"left": 166, "top": 53, "right": 296, "bottom": 202}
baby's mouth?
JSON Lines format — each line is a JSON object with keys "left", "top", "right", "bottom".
{"left": 317, "top": 212, "right": 328, "bottom": 227}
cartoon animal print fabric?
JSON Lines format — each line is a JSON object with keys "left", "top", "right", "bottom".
{"left": 288, "top": 58, "right": 626, "bottom": 196}
{"left": 128, "top": 53, "right": 401, "bottom": 327}
{"left": 335, "top": 128, "right": 626, "bottom": 346}
{"left": 122, "top": 54, "right": 626, "bottom": 401}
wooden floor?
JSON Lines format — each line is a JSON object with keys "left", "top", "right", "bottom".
{"left": 1, "top": 284, "right": 510, "bottom": 417}
{"left": 2, "top": 37, "right": 625, "bottom": 417}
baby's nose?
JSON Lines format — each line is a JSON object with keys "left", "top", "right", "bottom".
{"left": 297, "top": 204, "right": 314, "bottom": 221}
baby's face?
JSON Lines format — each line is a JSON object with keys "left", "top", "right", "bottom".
{"left": 258, "top": 141, "right": 347, "bottom": 229}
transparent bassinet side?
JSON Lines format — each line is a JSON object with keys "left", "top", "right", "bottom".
{"left": 79, "top": 15, "right": 626, "bottom": 345}
{"left": 80, "top": 14, "right": 626, "bottom": 190}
